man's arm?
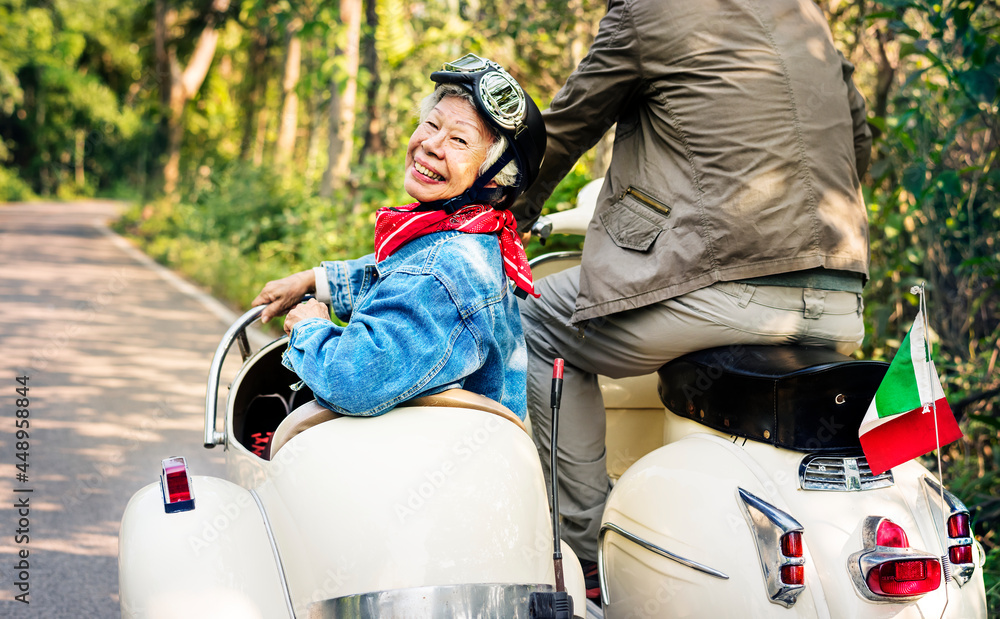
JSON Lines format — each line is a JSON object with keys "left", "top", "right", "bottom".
{"left": 840, "top": 52, "right": 872, "bottom": 178}
{"left": 511, "top": 0, "right": 642, "bottom": 232}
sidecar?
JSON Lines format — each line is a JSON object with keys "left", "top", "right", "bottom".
{"left": 118, "top": 305, "right": 586, "bottom": 618}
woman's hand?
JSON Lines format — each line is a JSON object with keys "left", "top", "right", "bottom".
{"left": 283, "top": 298, "right": 331, "bottom": 334}
{"left": 252, "top": 270, "right": 316, "bottom": 324}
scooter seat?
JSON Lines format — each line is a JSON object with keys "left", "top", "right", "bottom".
{"left": 656, "top": 346, "right": 888, "bottom": 452}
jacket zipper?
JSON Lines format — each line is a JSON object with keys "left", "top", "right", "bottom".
{"left": 622, "top": 186, "right": 671, "bottom": 217}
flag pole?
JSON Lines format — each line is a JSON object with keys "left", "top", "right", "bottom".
{"left": 913, "top": 283, "right": 952, "bottom": 614}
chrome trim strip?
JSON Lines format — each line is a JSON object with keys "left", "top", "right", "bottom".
{"left": 736, "top": 488, "right": 805, "bottom": 608}
{"left": 250, "top": 488, "right": 296, "bottom": 618}
{"left": 922, "top": 474, "right": 967, "bottom": 515}
{"left": 308, "top": 583, "right": 553, "bottom": 618}
{"left": 598, "top": 521, "right": 728, "bottom": 606}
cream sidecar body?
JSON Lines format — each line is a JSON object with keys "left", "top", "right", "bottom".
{"left": 119, "top": 311, "right": 586, "bottom": 618}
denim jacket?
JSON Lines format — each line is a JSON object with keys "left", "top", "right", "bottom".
{"left": 282, "top": 230, "right": 527, "bottom": 419}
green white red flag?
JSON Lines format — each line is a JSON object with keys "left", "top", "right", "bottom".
{"left": 859, "top": 309, "right": 963, "bottom": 475}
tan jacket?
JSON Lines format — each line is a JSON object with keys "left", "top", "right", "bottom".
{"left": 513, "top": 0, "right": 872, "bottom": 324}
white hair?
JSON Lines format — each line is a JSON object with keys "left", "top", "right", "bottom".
{"left": 418, "top": 84, "right": 519, "bottom": 188}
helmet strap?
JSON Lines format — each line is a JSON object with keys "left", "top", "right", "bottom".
{"left": 416, "top": 148, "right": 518, "bottom": 214}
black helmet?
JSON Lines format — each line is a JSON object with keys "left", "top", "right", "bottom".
{"left": 426, "top": 54, "right": 547, "bottom": 212}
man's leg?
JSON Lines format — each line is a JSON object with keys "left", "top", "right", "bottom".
{"left": 520, "top": 268, "right": 865, "bottom": 561}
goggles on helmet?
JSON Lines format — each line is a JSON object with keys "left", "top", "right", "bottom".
{"left": 417, "top": 53, "right": 544, "bottom": 215}
{"left": 431, "top": 54, "right": 528, "bottom": 133}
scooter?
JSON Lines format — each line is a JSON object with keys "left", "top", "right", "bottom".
{"left": 528, "top": 179, "right": 989, "bottom": 618}
{"left": 118, "top": 304, "right": 587, "bottom": 617}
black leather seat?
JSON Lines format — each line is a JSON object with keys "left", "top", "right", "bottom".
{"left": 657, "top": 346, "right": 888, "bottom": 452}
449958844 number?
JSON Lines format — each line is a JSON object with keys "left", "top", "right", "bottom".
{"left": 15, "top": 375, "right": 30, "bottom": 481}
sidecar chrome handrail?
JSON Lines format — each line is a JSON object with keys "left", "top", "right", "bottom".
{"left": 598, "top": 521, "right": 728, "bottom": 605}
{"left": 204, "top": 304, "right": 269, "bottom": 448}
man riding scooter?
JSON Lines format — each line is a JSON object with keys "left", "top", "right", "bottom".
{"left": 511, "top": 0, "right": 872, "bottom": 600}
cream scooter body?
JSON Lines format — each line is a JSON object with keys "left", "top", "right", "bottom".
{"left": 119, "top": 310, "right": 587, "bottom": 617}
{"left": 530, "top": 180, "right": 988, "bottom": 618}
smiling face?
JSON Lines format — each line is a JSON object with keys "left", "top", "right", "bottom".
{"left": 404, "top": 95, "right": 495, "bottom": 204}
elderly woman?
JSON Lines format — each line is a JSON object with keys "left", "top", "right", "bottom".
{"left": 251, "top": 55, "right": 546, "bottom": 420}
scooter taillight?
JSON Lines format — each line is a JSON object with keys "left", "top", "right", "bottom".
{"left": 779, "top": 532, "right": 804, "bottom": 585}
{"left": 950, "top": 545, "right": 973, "bottom": 564}
{"left": 865, "top": 558, "right": 942, "bottom": 596}
{"left": 947, "top": 512, "right": 974, "bottom": 566}
{"left": 737, "top": 489, "right": 805, "bottom": 607}
{"left": 850, "top": 515, "right": 944, "bottom": 602}
{"left": 780, "top": 565, "right": 804, "bottom": 585}
{"left": 161, "top": 456, "right": 195, "bottom": 513}
{"left": 780, "top": 532, "right": 802, "bottom": 557}
{"left": 875, "top": 519, "right": 908, "bottom": 548}
{"left": 947, "top": 513, "right": 970, "bottom": 538}
{"left": 922, "top": 476, "right": 977, "bottom": 586}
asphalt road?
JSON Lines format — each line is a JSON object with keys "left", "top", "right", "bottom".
{"left": 0, "top": 201, "right": 256, "bottom": 618}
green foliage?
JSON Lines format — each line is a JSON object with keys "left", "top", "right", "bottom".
{"left": 116, "top": 160, "right": 379, "bottom": 309}
{"left": 0, "top": 165, "right": 35, "bottom": 201}
{"left": 0, "top": 0, "right": 151, "bottom": 197}
{"left": 854, "top": 0, "right": 1000, "bottom": 596}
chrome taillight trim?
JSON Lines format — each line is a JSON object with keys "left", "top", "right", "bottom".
{"left": 922, "top": 475, "right": 977, "bottom": 586}
{"left": 798, "top": 454, "right": 893, "bottom": 491}
{"left": 736, "top": 488, "right": 805, "bottom": 608}
{"left": 598, "top": 521, "right": 728, "bottom": 607}
{"left": 848, "top": 515, "right": 943, "bottom": 603}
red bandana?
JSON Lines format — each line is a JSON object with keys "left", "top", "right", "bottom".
{"left": 373, "top": 202, "right": 539, "bottom": 298}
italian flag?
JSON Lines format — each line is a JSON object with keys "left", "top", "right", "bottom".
{"left": 859, "top": 309, "right": 963, "bottom": 475}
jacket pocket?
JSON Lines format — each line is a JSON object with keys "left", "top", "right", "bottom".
{"left": 599, "top": 186, "right": 673, "bottom": 251}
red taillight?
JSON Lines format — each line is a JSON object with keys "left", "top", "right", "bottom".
{"left": 947, "top": 513, "right": 970, "bottom": 538}
{"left": 781, "top": 532, "right": 803, "bottom": 558}
{"left": 950, "top": 545, "right": 973, "bottom": 565}
{"left": 875, "top": 519, "right": 909, "bottom": 548}
{"left": 161, "top": 457, "right": 195, "bottom": 513}
{"left": 165, "top": 468, "right": 191, "bottom": 501}
{"left": 866, "top": 558, "right": 941, "bottom": 596}
{"left": 780, "top": 565, "right": 804, "bottom": 585}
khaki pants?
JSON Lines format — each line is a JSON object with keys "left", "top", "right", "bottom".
{"left": 519, "top": 266, "right": 864, "bottom": 561}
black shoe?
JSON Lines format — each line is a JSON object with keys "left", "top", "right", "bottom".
{"left": 580, "top": 559, "right": 600, "bottom": 601}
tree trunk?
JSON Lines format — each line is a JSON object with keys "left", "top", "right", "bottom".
{"left": 303, "top": 40, "right": 327, "bottom": 189}
{"left": 159, "top": 0, "right": 231, "bottom": 197}
{"left": 873, "top": 24, "right": 897, "bottom": 121}
{"left": 569, "top": 0, "right": 590, "bottom": 70}
{"left": 359, "top": 0, "right": 385, "bottom": 164}
{"left": 74, "top": 129, "right": 86, "bottom": 189}
{"left": 319, "top": 0, "right": 363, "bottom": 198}
{"left": 240, "top": 26, "right": 271, "bottom": 161}
{"left": 274, "top": 18, "right": 303, "bottom": 170}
